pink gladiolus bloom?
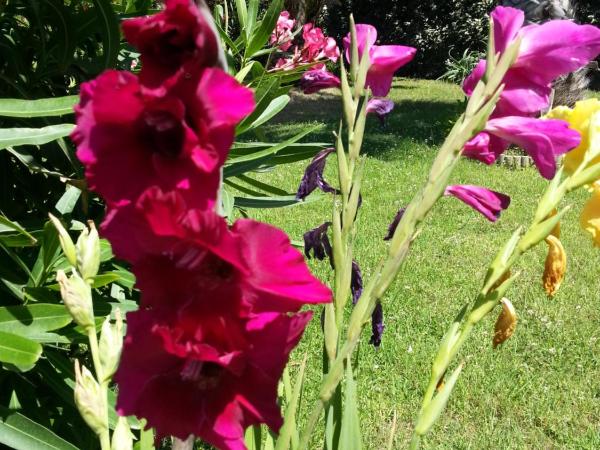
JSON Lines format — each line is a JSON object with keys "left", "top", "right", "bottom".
{"left": 464, "top": 116, "right": 581, "bottom": 179}
{"left": 300, "top": 69, "right": 341, "bottom": 94}
{"left": 366, "top": 98, "right": 395, "bottom": 123}
{"left": 115, "top": 308, "right": 312, "bottom": 449}
{"left": 463, "top": 6, "right": 600, "bottom": 117}
{"left": 270, "top": 11, "right": 295, "bottom": 51}
{"left": 72, "top": 69, "right": 254, "bottom": 209}
{"left": 343, "top": 24, "right": 416, "bottom": 97}
{"left": 122, "top": 0, "right": 219, "bottom": 89}
{"left": 101, "top": 188, "right": 332, "bottom": 313}
{"left": 445, "top": 185, "right": 511, "bottom": 222}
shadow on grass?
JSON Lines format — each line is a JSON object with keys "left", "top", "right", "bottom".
{"left": 267, "top": 89, "right": 464, "bottom": 161}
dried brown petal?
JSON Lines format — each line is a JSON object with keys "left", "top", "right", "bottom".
{"left": 493, "top": 298, "right": 517, "bottom": 348}
{"left": 542, "top": 235, "right": 567, "bottom": 297}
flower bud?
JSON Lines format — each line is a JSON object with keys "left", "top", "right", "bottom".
{"left": 493, "top": 298, "right": 517, "bottom": 348}
{"left": 542, "top": 235, "right": 567, "bottom": 297}
{"left": 99, "top": 309, "right": 123, "bottom": 383}
{"left": 48, "top": 214, "right": 77, "bottom": 267}
{"left": 57, "top": 270, "right": 94, "bottom": 331}
{"left": 111, "top": 417, "right": 133, "bottom": 450}
{"left": 76, "top": 221, "right": 101, "bottom": 282}
{"left": 74, "top": 360, "right": 107, "bottom": 436}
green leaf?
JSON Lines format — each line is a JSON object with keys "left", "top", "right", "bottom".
{"left": 0, "top": 125, "right": 75, "bottom": 151}
{"left": 0, "top": 331, "right": 42, "bottom": 372}
{"left": 0, "top": 96, "right": 78, "bottom": 118}
{"left": 92, "top": 0, "right": 120, "bottom": 69}
{"left": 246, "top": 0, "right": 259, "bottom": 40}
{"left": 90, "top": 272, "right": 121, "bottom": 289}
{"left": 0, "top": 304, "right": 72, "bottom": 343}
{"left": 55, "top": 185, "right": 81, "bottom": 215}
{"left": 221, "top": 187, "right": 235, "bottom": 219}
{"left": 239, "top": 94, "right": 290, "bottom": 133}
{"left": 0, "top": 215, "right": 37, "bottom": 245}
{"left": 339, "top": 360, "right": 363, "bottom": 450}
{"left": 234, "top": 194, "right": 323, "bottom": 209}
{"left": 245, "top": 0, "right": 284, "bottom": 58}
{"left": 0, "top": 406, "right": 79, "bottom": 450}
{"left": 235, "top": 0, "right": 248, "bottom": 32}
{"left": 275, "top": 356, "right": 307, "bottom": 450}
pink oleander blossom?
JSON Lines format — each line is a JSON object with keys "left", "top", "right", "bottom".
{"left": 366, "top": 98, "right": 395, "bottom": 124}
{"left": 72, "top": 69, "right": 254, "bottom": 209}
{"left": 464, "top": 116, "right": 581, "bottom": 179}
{"left": 445, "top": 185, "right": 511, "bottom": 222}
{"left": 270, "top": 11, "right": 295, "bottom": 51}
{"left": 300, "top": 69, "right": 341, "bottom": 94}
{"left": 343, "top": 24, "right": 416, "bottom": 97}
{"left": 463, "top": 6, "right": 600, "bottom": 117}
{"left": 272, "top": 23, "right": 339, "bottom": 71}
{"left": 115, "top": 307, "right": 312, "bottom": 450}
{"left": 122, "top": 0, "right": 219, "bottom": 89}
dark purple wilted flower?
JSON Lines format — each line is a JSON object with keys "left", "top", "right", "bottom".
{"left": 351, "top": 260, "right": 363, "bottom": 305}
{"left": 384, "top": 207, "right": 406, "bottom": 241}
{"left": 296, "top": 148, "right": 340, "bottom": 200}
{"left": 300, "top": 69, "right": 341, "bottom": 94}
{"left": 369, "top": 302, "right": 384, "bottom": 348}
{"left": 367, "top": 98, "right": 395, "bottom": 125}
{"left": 303, "top": 222, "right": 332, "bottom": 263}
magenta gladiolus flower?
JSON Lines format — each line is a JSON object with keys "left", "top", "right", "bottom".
{"left": 115, "top": 308, "right": 312, "bottom": 449}
{"left": 367, "top": 98, "right": 395, "bottom": 124}
{"left": 464, "top": 116, "right": 581, "bottom": 179}
{"left": 463, "top": 6, "right": 600, "bottom": 117}
{"left": 300, "top": 69, "right": 341, "bottom": 94}
{"left": 122, "top": 0, "right": 219, "bottom": 89}
{"left": 72, "top": 68, "right": 254, "bottom": 209}
{"left": 445, "top": 185, "right": 511, "bottom": 222}
{"left": 270, "top": 11, "right": 295, "bottom": 51}
{"left": 343, "top": 24, "right": 416, "bottom": 97}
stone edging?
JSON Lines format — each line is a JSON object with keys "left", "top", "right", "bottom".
{"left": 496, "top": 154, "right": 533, "bottom": 168}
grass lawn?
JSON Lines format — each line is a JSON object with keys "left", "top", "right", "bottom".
{"left": 237, "top": 79, "right": 600, "bottom": 449}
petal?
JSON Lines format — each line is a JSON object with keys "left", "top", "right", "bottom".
{"left": 445, "top": 184, "right": 511, "bottom": 222}
{"left": 491, "top": 6, "right": 524, "bottom": 54}
{"left": 367, "top": 45, "right": 416, "bottom": 97}
{"left": 231, "top": 219, "right": 332, "bottom": 311}
{"left": 343, "top": 23, "right": 377, "bottom": 61}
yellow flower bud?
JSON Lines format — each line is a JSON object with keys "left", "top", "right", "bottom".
{"left": 57, "top": 270, "right": 94, "bottom": 331}
{"left": 76, "top": 221, "right": 101, "bottom": 282}
{"left": 542, "top": 235, "right": 567, "bottom": 297}
{"left": 74, "top": 360, "right": 107, "bottom": 436}
{"left": 111, "top": 417, "right": 133, "bottom": 450}
{"left": 580, "top": 182, "right": 600, "bottom": 247}
{"left": 493, "top": 298, "right": 517, "bottom": 348}
{"left": 48, "top": 214, "right": 77, "bottom": 267}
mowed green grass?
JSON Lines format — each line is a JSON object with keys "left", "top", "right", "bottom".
{"left": 237, "top": 79, "right": 600, "bottom": 449}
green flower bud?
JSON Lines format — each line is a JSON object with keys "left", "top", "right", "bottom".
{"left": 57, "top": 270, "right": 94, "bottom": 331}
{"left": 99, "top": 309, "right": 123, "bottom": 383}
{"left": 76, "top": 221, "right": 101, "bottom": 282}
{"left": 48, "top": 214, "right": 77, "bottom": 267}
{"left": 74, "top": 361, "right": 107, "bottom": 436}
{"left": 111, "top": 417, "right": 133, "bottom": 450}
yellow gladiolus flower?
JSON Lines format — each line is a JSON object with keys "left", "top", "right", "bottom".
{"left": 580, "top": 182, "right": 600, "bottom": 247}
{"left": 542, "top": 235, "right": 567, "bottom": 297}
{"left": 546, "top": 98, "right": 600, "bottom": 175}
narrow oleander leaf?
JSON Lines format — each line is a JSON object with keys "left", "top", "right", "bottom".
{"left": 0, "top": 331, "right": 43, "bottom": 371}
{"left": 0, "top": 215, "right": 37, "bottom": 244}
{"left": 0, "top": 96, "right": 78, "bottom": 118}
{"left": 0, "top": 304, "right": 72, "bottom": 342}
{"left": 0, "top": 125, "right": 75, "bottom": 150}
{"left": 0, "top": 406, "right": 79, "bottom": 450}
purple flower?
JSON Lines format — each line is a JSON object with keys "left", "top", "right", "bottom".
{"left": 351, "top": 260, "right": 363, "bottom": 305}
{"left": 384, "top": 207, "right": 406, "bottom": 241}
{"left": 445, "top": 185, "right": 511, "bottom": 222}
{"left": 463, "top": 6, "right": 600, "bottom": 118}
{"left": 369, "top": 302, "right": 384, "bottom": 348}
{"left": 464, "top": 116, "right": 582, "bottom": 179}
{"left": 367, "top": 98, "right": 395, "bottom": 124}
{"left": 296, "top": 148, "right": 340, "bottom": 200}
{"left": 343, "top": 24, "right": 416, "bottom": 97}
{"left": 299, "top": 69, "right": 341, "bottom": 94}
{"left": 303, "top": 222, "right": 332, "bottom": 263}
